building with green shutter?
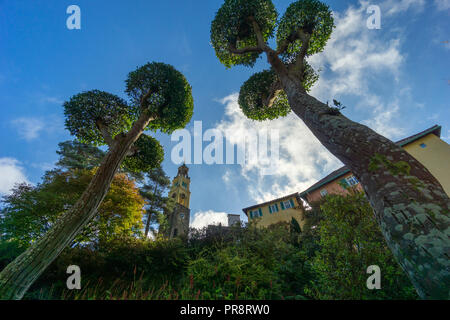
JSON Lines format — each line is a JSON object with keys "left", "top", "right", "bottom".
{"left": 242, "top": 193, "right": 305, "bottom": 229}
{"left": 241, "top": 125, "right": 450, "bottom": 230}
{"left": 299, "top": 125, "right": 450, "bottom": 204}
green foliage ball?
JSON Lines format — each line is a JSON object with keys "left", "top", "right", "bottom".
{"left": 125, "top": 62, "right": 194, "bottom": 134}
{"left": 211, "top": 0, "right": 277, "bottom": 68}
{"left": 276, "top": 0, "right": 334, "bottom": 62}
{"left": 64, "top": 90, "right": 132, "bottom": 146}
{"left": 122, "top": 134, "right": 164, "bottom": 173}
{"left": 239, "top": 70, "right": 290, "bottom": 120}
{"left": 239, "top": 64, "right": 318, "bottom": 121}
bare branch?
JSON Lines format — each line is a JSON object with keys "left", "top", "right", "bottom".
{"left": 140, "top": 89, "right": 155, "bottom": 109}
{"left": 95, "top": 119, "right": 115, "bottom": 147}
{"left": 297, "top": 30, "right": 311, "bottom": 62}
{"left": 243, "top": 16, "right": 290, "bottom": 79}
{"left": 288, "top": 30, "right": 311, "bottom": 78}
{"left": 126, "top": 145, "right": 139, "bottom": 157}
{"left": 228, "top": 43, "right": 263, "bottom": 55}
{"left": 264, "top": 81, "right": 283, "bottom": 108}
{"left": 249, "top": 16, "right": 270, "bottom": 52}
{"left": 276, "top": 32, "right": 300, "bottom": 55}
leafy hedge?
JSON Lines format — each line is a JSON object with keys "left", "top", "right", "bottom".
{"left": 0, "top": 193, "right": 418, "bottom": 300}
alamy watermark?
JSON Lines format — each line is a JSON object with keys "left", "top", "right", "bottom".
{"left": 171, "top": 121, "right": 280, "bottom": 176}
{"left": 366, "top": 265, "right": 381, "bottom": 290}
{"left": 367, "top": 5, "right": 381, "bottom": 29}
{"left": 66, "top": 265, "right": 81, "bottom": 290}
{"left": 66, "top": 5, "right": 81, "bottom": 30}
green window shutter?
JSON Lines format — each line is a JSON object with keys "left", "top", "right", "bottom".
{"left": 339, "top": 178, "right": 349, "bottom": 189}
{"left": 280, "top": 201, "right": 285, "bottom": 210}
{"left": 275, "top": 203, "right": 279, "bottom": 212}
{"left": 269, "top": 206, "right": 272, "bottom": 214}
{"left": 258, "top": 208, "right": 263, "bottom": 217}
{"left": 249, "top": 211, "right": 253, "bottom": 219}
{"left": 289, "top": 199, "right": 295, "bottom": 208}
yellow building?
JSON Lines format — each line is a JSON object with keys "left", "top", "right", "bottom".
{"left": 399, "top": 125, "right": 450, "bottom": 196}
{"left": 242, "top": 193, "right": 305, "bottom": 229}
{"left": 165, "top": 164, "right": 191, "bottom": 238}
{"left": 242, "top": 125, "right": 449, "bottom": 230}
{"left": 299, "top": 125, "right": 450, "bottom": 204}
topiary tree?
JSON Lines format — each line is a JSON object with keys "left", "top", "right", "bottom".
{"left": 211, "top": 0, "right": 449, "bottom": 299}
{"left": 0, "top": 62, "right": 194, "bottom": 300}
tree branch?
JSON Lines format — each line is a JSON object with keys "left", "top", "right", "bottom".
{"left": 228, "top": 43, "right": 263, "bottom": 55}
{"left": 297, "top": 30, "right": 311, "bottom": 64}
{"left": 95, "top": 119, "right": 115, "bottom": 147}
{"left": 244, "top": 16, "right": 290, "bottom": 79}
{"left": 140, "top": 89, "right": 155, "bottom": 110}
{"left": 288, "top": 30, "right": 311, "bottom": 80}
{"left": 249, "top": 16, "right": 270, "bottom": 52}
{"left": 264, "top": 81, "right": 283, "bottom": 108}
{"left": 276, "top": 31, "right": 300, "bottom": 55}
{"left": 125, "top": 145, "right": 138, "bottom": 157}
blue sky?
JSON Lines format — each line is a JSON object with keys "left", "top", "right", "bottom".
{"left": 0, "top": 0, "right": 449, "bottom": 229}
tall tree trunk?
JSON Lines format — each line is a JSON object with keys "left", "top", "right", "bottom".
{"left": 280, "top": 74, "right": 450, "bottom": 299}
{"left": 0, "top": 113, "right": 153, "bottom": 300}
{"left": 144, "top": 184, "right": 158, "bottom": 238}
{"left": 144, "top": 211, "right": 153, "bottom": 238}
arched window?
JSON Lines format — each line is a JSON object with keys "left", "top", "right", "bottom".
{"left": 173, "top": 228, "right": 178, "bottom": 237}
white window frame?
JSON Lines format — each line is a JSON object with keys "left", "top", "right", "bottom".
{"left": 320, "top": 189, "right": 328, "bottom": 197}
{"left": 269, "top": 204, "right": 279, "bottom": 213}
{"left": 346, "top": 175, "right": 359, "bottom": 186}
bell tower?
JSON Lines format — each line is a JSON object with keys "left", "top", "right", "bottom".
{"left": 165, "top": 164, "right": 191, "bottom": 239}
{"left": 170, "top": 164, "right": 191, "bottom": 208}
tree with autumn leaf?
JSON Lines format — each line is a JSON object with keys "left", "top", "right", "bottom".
{"left": 210, "top": 0, "right": 449, "bottom": 299}
{"left": 0, "top": 62, "right": 194, "bottom": 300}
{"left": 0, "top": 169, "right": 145, "bottom": 247}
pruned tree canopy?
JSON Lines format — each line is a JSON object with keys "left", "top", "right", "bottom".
{"left": 64, "top": 90, "right": 131, "bottom": 146}
{"left": 239, "top": 63, "right": 318, "bottom": 121}
{"left": 122, "top": 134, "right": 164, "bottom": 174}
{"left": 211, "top": 0, "right": 332, "bottom": 120}
{"left": 63, "top": 62, "right": 194, "bottom": 175}
{"left": 125, "top": 62, "right": 194, "bottom": 133}
{"left": 211, "top": 0, "right": 277, "bottom": 68}
{"left": 276, "top": 0, "right": 334, "bottom": 62}
{"left": 65, "top": 62, "right": 193, "bottom": 145}
{"left": 239, "top": 70, "right": 290, "bottom": 120}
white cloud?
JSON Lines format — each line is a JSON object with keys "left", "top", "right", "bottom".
{"left": 11, "top": 115, "right": 65, "bottom": 141}
{"left": 308, "top": 4, "right": 404, "bottom": 100}
{"left": 308, "top": 2, "right": 411, "bottom": 140}
{"left": 0, "top": 158, "right": 29, "bottom": 195}
{"left": 434, "top": 0, "right": 450, "bottom": 11}
{"left": 11, "top": 117, "right": 45, "bottom": 141}
{"left": 379, "top": 0, "right": 425, "bottom": 16}
{"left": 190, "top": 210, "right": 229, "bottom": 229}
{"left": 362, "top": 100, "right": 405, "bottom": 138}
{"left": 216, "top": 94, "right": 341, "bottom": 203}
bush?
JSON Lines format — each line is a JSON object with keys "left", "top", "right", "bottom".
{"left": 304, "top": 193, "right": 418, "bottom": 300}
